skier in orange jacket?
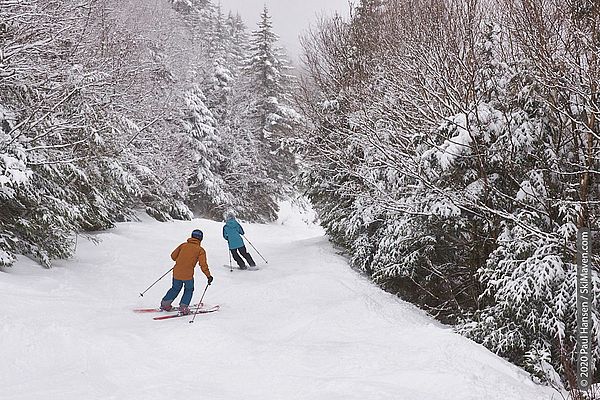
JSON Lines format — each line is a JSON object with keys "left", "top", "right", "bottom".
{"left": 160, "top": 230, "right": 213, "bottom": 314}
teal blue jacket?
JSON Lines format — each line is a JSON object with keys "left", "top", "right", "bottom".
{"left": 223, "top": 219, "right": 245, "bottom": 249}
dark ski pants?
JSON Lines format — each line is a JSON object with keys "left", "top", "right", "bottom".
{"left": 230, "top": 246, "right": 255, "bottom": 268}
{"left": 162, "top": 278, "right": 194, "bottom": 306}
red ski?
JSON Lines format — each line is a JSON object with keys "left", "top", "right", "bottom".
{"left": 133, "top": 303, "right": 202, "bottom": 313}
{"left": 153, "top": 305, "right": 220, "bottom": 320}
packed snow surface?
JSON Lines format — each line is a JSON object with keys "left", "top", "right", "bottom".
{"left": 1, "top": 204, "right": 556, "bottom": 399}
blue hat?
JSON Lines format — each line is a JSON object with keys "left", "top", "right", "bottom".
{"left": 191, "top": 229, "right": 203, "bottom": 240}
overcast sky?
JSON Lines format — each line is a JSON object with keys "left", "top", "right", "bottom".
{"left": 217, "top": 0, "right": 353, "bottom": 63}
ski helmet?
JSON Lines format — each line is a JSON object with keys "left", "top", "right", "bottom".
{"left": 191, "top": 229, "right": 203, "bottom": 240}
{"left": 223, "top": 210, "right": 236, "bottom": 221}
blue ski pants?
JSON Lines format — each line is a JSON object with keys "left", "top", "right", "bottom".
{"left": 162, "top": 278, "right": 194, "bottom": 306}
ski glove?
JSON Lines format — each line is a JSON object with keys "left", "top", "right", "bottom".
{"left": 207, "top": 276, "right": 214, "bottom": 285}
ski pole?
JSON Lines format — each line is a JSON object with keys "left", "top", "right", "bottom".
{"left": 139, "top": 267, "right": 173, "bottom": 297}
{"left": 189, "top": 283, "right": 210, "bottom": 324}
{"left": 228, "top": 248, "right": 233, "bottom": 272}
{"left": 243, "top": 236, "right": 268, "bottom": 264}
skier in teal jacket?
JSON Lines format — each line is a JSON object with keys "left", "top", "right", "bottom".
{"left": 223, "top": 211, "right": 256, "bottom": 269}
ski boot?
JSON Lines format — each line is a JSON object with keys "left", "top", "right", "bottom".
{"left": 179, "top": 304, "right": 191, "bottom": 315}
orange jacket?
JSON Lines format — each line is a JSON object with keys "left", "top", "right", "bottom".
{"left": 171, "top": 238, "right": 211, "bottom": 281}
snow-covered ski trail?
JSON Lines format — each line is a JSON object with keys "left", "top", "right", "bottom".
{"left": 0, "top": 204, "right": 556, "bottom": 400}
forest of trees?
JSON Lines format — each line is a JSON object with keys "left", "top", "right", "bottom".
{"left": 3, "top": 0, "right": 600, "bottom": 393}
{"left": 0, "top": 0, "right": 298, "bottom": 267}
{"left": 297, "top": 0, "right": 600, "bottom": 392}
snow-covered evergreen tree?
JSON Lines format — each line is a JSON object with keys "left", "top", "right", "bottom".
{"left": 243, "top": 6, "right": 300, "bottom": 218}
{"left": 0, "top": 0, "right": 143, "bottom": 267}
{"left": 180, "top": 84, "right": 232, "bottom": 216}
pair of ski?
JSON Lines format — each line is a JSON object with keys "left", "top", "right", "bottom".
{"left": 222, "top": 264, "right": 260, "bottom": 271}
{"left": 134, "top": 303, "right": 220, "bottom": 320}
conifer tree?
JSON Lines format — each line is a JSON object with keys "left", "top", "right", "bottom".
{"left": 243, "top": 6, "right": 299, "bottom": 215}
{"left": 181, "top": 84, "right": 231, "bottom": 217}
